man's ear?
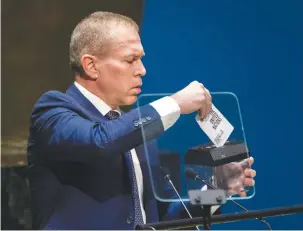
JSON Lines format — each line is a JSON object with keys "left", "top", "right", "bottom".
{"left": 80, "top": 54, "right": 99, "bottom": 80}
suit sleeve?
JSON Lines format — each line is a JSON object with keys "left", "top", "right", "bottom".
{"left": 29, "top": 91, "right": 166, "bottom": 163}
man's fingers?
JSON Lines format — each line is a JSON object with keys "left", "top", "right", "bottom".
{"left": 199, "top": 89, "right": 211, "bottom": 119}
{"left": 198, "top": 108, "right": 205, "bottom": 118}
{"left": 239, "top": 190, "right": 247, "bottom": 197}
{"left": 204, "top": 88, "right": 212, "bottom": 115}
{"left": 244, "top": 178, "right": 255, "bottom": 186}
{"left": 241, "top": 157, "right": 254, "bottom": 169}
{"left": 248, "top": 157, "right": 254, "bottom": 166}
{"left": 196, "top": 83, "right": 212, "bottom": 119}
{"left": 200, "top": 86, "right": 208, "bottom": 119}
{"left": 244, "top": 169, "right": 256, "bottom": 178}
{"left": 205, "top": 88, "right": 212, "bottom": 101}
{"left": 199, "top": 103, "right": 207, "bottom": 119}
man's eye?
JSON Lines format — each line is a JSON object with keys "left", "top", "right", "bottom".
{"left": 126, "top": 59, "right": 135, "bottom": 64}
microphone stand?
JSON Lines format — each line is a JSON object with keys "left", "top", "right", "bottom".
{"left": 187, "top": 189, "right": 226, "bottom": 230}
{"left": 185, "top": 168, "right": 272, "bottom": 230}
{"left": 136, "top": 204, "right": 303, "bottom": 230}
{"left": 202, "top": 205, "right": 211, "bottom": 230}
{"left": 160, "top": 166, "right": 201, "bottom": 230}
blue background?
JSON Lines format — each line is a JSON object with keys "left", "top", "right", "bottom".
{"left": 140, "top": 0, "right": 303, "bottom": 229}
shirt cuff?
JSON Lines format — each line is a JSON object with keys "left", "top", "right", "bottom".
{"left": 150, "top": 96, "right": 180, "bottom": 131}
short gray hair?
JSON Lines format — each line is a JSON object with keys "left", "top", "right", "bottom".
{"left": 69, "top": 11, "right": 139, "bottom": 76}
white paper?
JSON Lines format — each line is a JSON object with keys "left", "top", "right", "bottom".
{"left": 195, "top": 104, "right": 234, "bottom": 147}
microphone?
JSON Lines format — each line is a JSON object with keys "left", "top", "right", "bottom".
{"left": 159, "top": 166, "right": 201, "bottom": 231}
{"left": 185, "top": 168, "right": 272, "bottom": 230}
{"left": 185, "top": 168, "right": 217, "bottom": 190}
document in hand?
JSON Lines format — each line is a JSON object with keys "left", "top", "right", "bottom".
{"left": 195, "top": 104, "right": 234, "bottom": 147}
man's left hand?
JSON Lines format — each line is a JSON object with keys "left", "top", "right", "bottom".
{"left": 213, "top": 157, "right": 256, "bottom": 197}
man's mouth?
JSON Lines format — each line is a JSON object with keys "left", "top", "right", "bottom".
{"left": 133, "top": 85, "right": 142, "bottom": 93}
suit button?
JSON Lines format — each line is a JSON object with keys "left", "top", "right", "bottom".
{"left": 138, "top": 119, "right": 143, "bottom": 125}
{"left": 146, "top": 116, "right": 151, "bottom": 121}
{"left": 142, "top": 118, "right": 147, "bottom": 123}
{"left": 134, "top": 121, "right": 139, "bottom": 127}
{"left": 126, "top": 216, "right": 133, "bottom": 224}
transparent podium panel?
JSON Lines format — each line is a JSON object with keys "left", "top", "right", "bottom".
{"left": 135, "top": 92, "right": 255, "bottom": 203}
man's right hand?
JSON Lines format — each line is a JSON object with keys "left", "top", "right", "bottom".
{"left": 171, "top": 81, "right": 212, "bottom": 118}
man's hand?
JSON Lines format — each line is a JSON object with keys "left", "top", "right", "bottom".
{"left": 171, "top": 81, "right": 212, "bottom": 118}
{"left": 213, "top": 157, "right": 256, "bottom": 197}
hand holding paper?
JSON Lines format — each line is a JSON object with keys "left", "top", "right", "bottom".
{"left": 171, "top": 81, "right": 212, "bottom": 116}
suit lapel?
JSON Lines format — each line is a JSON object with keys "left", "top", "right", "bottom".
{"left": 66, "top": 83, "right": 155, "bottom": 207}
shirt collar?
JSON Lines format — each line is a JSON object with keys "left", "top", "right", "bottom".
{"left": 74, "top": 81, "right": 121, "bottom": 116}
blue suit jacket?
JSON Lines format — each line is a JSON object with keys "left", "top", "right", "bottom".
{"left": 27, "top": 84, "right": 183, "bottom": 230}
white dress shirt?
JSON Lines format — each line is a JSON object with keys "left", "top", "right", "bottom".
{"left": 74, "top": 81, "right": 180, "bottom": 223}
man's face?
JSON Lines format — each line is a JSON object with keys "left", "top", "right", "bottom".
{"left": 95, "top": 25, "right": 146, "bottom": 107}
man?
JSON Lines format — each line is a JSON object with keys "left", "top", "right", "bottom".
{"left": 27, "top": 11, "right": 256, "bottom": 230}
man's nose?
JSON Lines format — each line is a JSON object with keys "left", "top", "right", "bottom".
{"left": 135, "top": 60, "right": 146, "bottom": 77}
